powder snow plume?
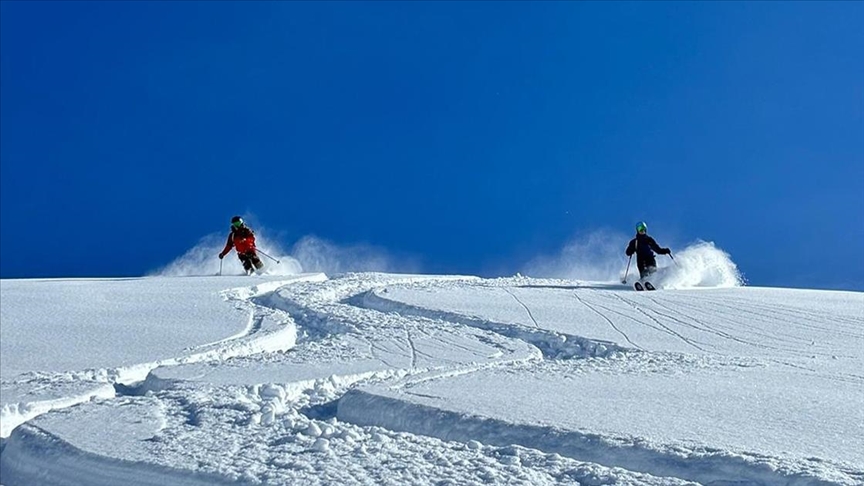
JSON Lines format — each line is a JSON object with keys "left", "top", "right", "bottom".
{"left": 522, "top": 229, "right": 634, "bottom": 282}
{"left": 651, "top": 240, "right": 744, "bottom": 288}
{"left": 150, "top": 233, "right": 302, "bottom": 277}
{"left": 290, "top": 235, "right": 421, "bottom": 275}
{"left": 523, "top": 230, "right": 744, "bottom": 288}
{"left": 151, "top": 232, "right": 419, "bottom": 277}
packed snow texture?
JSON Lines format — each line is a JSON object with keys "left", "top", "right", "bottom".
{"left": 1, "top": 255, "right": 862, "bottom": 485}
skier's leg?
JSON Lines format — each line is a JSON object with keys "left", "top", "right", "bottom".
{"left": 644, "top": 256, "right": 658, "bottom": 278}
{"left": 251, "top": 254, "right": 264, "bottom": 270}
{"left": 239, "top": 254, "right": 253, "bottom": 274}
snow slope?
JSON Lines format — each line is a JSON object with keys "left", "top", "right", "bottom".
{"left": 1, "top": 267, "right": 862, "bottom": 485}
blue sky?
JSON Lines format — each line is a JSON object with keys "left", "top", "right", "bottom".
{"left": 1, "top": 1, "right": 862, "bottom": 290}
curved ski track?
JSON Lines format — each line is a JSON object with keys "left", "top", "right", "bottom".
{"left": 334, "top": 277, "right": 864, "bottom": 486}
{"left": 3, "top": 274, "right": 861, "bottom": 486}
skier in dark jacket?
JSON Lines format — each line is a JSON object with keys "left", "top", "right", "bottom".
{"left": 625, "top": 222, "right": 671, "bottom": 279}
{"left": 218, "top": 216, "right": 264, "bottom": 275}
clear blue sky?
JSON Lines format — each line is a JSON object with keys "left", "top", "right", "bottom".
{"left": 1, "top": 1, "right": 862, "bottom": 290}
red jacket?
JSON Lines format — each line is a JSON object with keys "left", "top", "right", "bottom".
{"left": 221, "top": 226, "right": 257, "bottom": 255}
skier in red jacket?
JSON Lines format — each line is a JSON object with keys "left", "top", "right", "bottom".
{"left": 218, "top": 216, "right": 264, "bottom": 275}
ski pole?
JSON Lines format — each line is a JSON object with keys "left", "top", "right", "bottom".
{"left": 219, "top": 257, "right": 223, "bottom": 276}
{"left": 668, "top": 252, "right": 678, "bottom": 266}
{"left": 621, "top": 254, "right": 632, "bottom": 284}
{"left": 257, "top": 249, "right": 280, "bottom": 264}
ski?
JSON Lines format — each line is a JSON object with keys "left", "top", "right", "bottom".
{"left": 634, "top": 282, "right": 644, "bottom": 291}
{"left": 644, "top": 282, "right": 656, "bottom": 291}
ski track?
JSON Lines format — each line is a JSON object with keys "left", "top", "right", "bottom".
{"left": 669, "top": 297, "right": 860, "bottom": 360}
{"left": 598, "top": 292, "right": 713, "bottom": 353}
{"left": 346, "top": 280, "right": 863, "bottom": 486}
{"left": 614, "top": 293, "right": 713, "bottom": 352}
{"left": 641, "top": 294, "right": 776, "bottom": 351}
{"left": 639, "top": 293, "right": 864, "bottom": 386}
{"left": 2, "top": 274, "right": 861, "bottom": 486}
{"left": 698, "top": 293, "right": 864, "bottom": 331}
{"left": 696, "top": 295, "right": 864, "bottom": 342}
{"left": 501, "top": 287, "right": 540, "bottom": 328}
{"left": 670, "top": 299, "right": 809, "bottom": 352}
{"left": 345, "top": 280, "right": 862, "bottom": 485}
{"left": 572, "top": 291, "right": 643, "bottom": 350}
{"left": 0, "top": 278, "right": 311, "bottom": 440}
{"left": 405, "top": 328, "right": 419, "bottom": 369}
{"left": 338, "top": 386, "right": 854, "bottom": 486}
{"left": 584, "top": 294, "right": 683, "bottom": 340}
{"left": 357, "top": 287, "right": 628, "bottom": 360}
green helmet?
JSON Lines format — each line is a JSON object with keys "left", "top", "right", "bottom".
{"left": 635, "top": 221, "right": 647, "bottom": 233}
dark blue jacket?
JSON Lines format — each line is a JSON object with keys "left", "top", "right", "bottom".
{"left": 626, "top": 234, "right": 668, "bottom": 261}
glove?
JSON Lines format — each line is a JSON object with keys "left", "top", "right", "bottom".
{"left": 218, "top": 252, "right": 225, "bottom": 259}
{"left": 660, "top": 248, "right": 671, "bottom": 255}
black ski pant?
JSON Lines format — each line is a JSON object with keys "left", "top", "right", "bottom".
{"left": 637, "top": 256, "right": 657, "bottom": 279}
{"left": 239, "top": 251, "right": 264, "bottom": 273}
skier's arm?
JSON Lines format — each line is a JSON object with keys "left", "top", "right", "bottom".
{"left": 625, "top": 239, "right": 636, "bottom": 256}
{"left": 648, "top": 237, "right": 670, "bottom": 255}
{"left": 218, "top": 234, "right": 234, "bottom": 258}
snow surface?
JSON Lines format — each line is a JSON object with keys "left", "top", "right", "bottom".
{"left": 1, "top": 244, "right": 863, "bottom": 485}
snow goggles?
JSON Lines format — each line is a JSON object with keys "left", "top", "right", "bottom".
{"left": 232, "top": 220, "right": 243, "bottom": 228}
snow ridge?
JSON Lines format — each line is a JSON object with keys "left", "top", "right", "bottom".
{"left": 337, "top": 387, "right": 844, "bottom": 486}
{"left": 2, "top": 424, "right": 246, "bottom": 486}
{"left": 0, "top": 277, "right": 316, "bottom": 438}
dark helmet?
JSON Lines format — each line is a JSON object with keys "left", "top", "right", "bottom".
{"left": 635, "top": 221, "right": 647, "bottom": 234}
{"left": 231, "top": 216, "right": 244, "bottom": 229}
